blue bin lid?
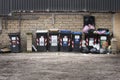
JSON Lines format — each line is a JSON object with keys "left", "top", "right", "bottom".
{"left": 59, "top": 30, "right": 71, "bottom": 34}
{"left": 72, "top": 32, "right": 82, "bottom": 35}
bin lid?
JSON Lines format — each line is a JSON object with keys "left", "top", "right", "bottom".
{"left": 8, "top": 32, "right": 20, "bottom": 36}
{"left": 36, "top": 30, "right": 48, "bottom": 33}
{"left": 49, "top": 29, "right": 59, "bottom": 32}
{"left": 72, "top": 32, "right": 82, "bottom": 35}
{"left": 97, "top": 28, "right": 109, "bottom": 32}
{"left": 59, "top": 30, "right": 71, "bottom": 34}
{"left": 49, "top": 29, "right": 59, "bottom": 31}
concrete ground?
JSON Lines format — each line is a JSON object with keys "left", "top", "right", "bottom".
{"left": 0, "top": 52, "right": 120, "bottom": 80}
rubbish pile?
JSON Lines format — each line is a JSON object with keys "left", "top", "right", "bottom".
{"left": 82, "top": 24, "right": 111, "bottom": 54}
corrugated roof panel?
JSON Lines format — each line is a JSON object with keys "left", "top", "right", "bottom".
{"left": 10, "top": 0, "right": 120, "bottom": 12}
{"left": 86, "top": 0, "right": 114, "bottom": 12}
{"left": 39, "top": 0, "right": 85, "bottom": 11}
{"left": 1, "top": 0, "right": 120, "bottom": 15}
{"left": 0, "top": 0, "right": 10, "bottom": 15}
{"left": 115, "top": 0, "right": 120, "bottom": 12}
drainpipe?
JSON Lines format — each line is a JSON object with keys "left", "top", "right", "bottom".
{"left": 0, "top": 18, "right": 2, "bottom": 34}
{"left": 52, "top": 13, "right": 55, "bottom": 28}
{"left": 4, "top": 17, "right": 8, "bottom": 30}
{"left": 112, "top": 13, "right": 115, "bottom": 37}
{"left": 19, "top": 12, "right": 22, "bottom": 34}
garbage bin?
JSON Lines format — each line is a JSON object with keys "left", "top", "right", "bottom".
{"left": 97, "top": 28, "right": 110, "bottom": 49}
{"left": 85, "top": 33, "right": 98, "bottom": 49}
{"left": 72, "top": 32, "right": 82, "bottom": 52}
{"left": 8, "top": 33, "right": 21, "bottom": 53}
{"left": 99, "top": 35, "right": 109, "bottom": 54}
{"left": 36, "top": 30, "right": 48, "bottom": 52}
{"left": 48, "top": 29, "right": 59, "bottom": 52}
{"left": 59, "top": 30, "right": 71, "bottom": 52}
{"left": 85, "top": 33, "right": 100, "bottom": 53}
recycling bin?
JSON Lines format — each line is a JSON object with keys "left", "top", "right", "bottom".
{"left": 48, "top": 29, "right": 59, "bottom": 52}
{"left": 59, "top": 30, "right": 71, "bottom": 52}
{"left": 85, "top": 33, "right": 99, "bottom": 50}
{"left": 97, "top": 28, "right": 110, "bottom": 49}
{"left": 8, "top": 33, "right": 21, "bottom": 53}
{"left": 36, "top": 30, "right": 48, "bottom": 52}
{"left": 72, "top": 32, "right": 82, "bottom": 52}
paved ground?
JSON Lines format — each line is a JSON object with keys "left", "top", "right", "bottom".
{"left": 0, "top": 52, "right": 120, "bottom": 80}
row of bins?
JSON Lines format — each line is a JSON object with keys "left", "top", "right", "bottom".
{"left": 8, "top": 29, "right": 110, "bottom": 53}
{"left": 36, "top": 30, "right": 82, "bottom": 52}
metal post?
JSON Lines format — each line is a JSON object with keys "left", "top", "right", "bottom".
{"left": 19, "top": 12, "right": 22, "bottom": 34}
{"left": 0, "top": 18, "right": 2, "bottom": 34}
{"left": 112, "top": 13, "right": 115, "bottom": 37}
{"left": 52, "top": 13, "right": 55, "bottom": 27}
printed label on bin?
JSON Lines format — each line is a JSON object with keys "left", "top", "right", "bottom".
{"left": 12, "top": 37, "right": 16, "bottom": 40}
{"left": 75, "top": 35, "right": 80, "bottom": 39}
{"left": 39, "top": 36, "right": 44, "bottom": 46}
{"left": 75, "top": 35, "right": 80, "bottom": 42}
{"left": 12, "top": 45, "right": 16, "bottom": 47}
{"left": 89, "top": 38, "right": 94, "bottom": 46}
{"left": 101, "top": 41, "right": 108, "bottom": 48}
{"left": 100, "top": 36, "right": 107, "bottom": 40}
{"left": 63, "top": 36, "right": 68, "bottom": 46}
{"left": 63, "top": 36, "right": 68, "bottom": 42}
{"left": 51, "top": 36, "right": 58, "bottom": 46}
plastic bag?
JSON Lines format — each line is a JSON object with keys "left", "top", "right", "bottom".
{"left": 82, "top": 25, "right": 89, "bottom": 33}
{"left": 90, "top": 48, "right": 97, "bottom": 53}
{"left": 81, "top": 47, "right": 89, "bottom": 53}
{"left": 89, "top": 24, "right": 95, "bottom": 30}
{"left": 100, "top": 48, "right": 107, "bottom": 54}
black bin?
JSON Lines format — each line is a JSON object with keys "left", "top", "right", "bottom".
{"left": 36, "top": 30, "right": 48, "bottom": 52}
{"left": 72, "top": 32, "right": 82, "bottom": 52}
{"left": 85, "top": 32, "right": 98, "bottom": 50}
{"left": 59, "top": 30, "right": 71, "bottom": 52}
{"left": 97, "top": 28, "right": 110, "bottom": 49}
{"left": 48, "top": 29, "right": 59, "bottom": 52}
{"left": 8, "top": 33, "right": 21, "bottom": 53}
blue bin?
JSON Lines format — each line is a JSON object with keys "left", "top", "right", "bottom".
{"left": 59, "top": 30, "right": 71, "bottom": 52}
{"left": 72, "top": 32, "right": 82, "bottom": 52}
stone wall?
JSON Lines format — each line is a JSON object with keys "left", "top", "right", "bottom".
{"left": 114, "top": 13, "right": 120, "bottom": 50}
{"left": 0, "top": 13, "right": 113, "bottom": 51}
